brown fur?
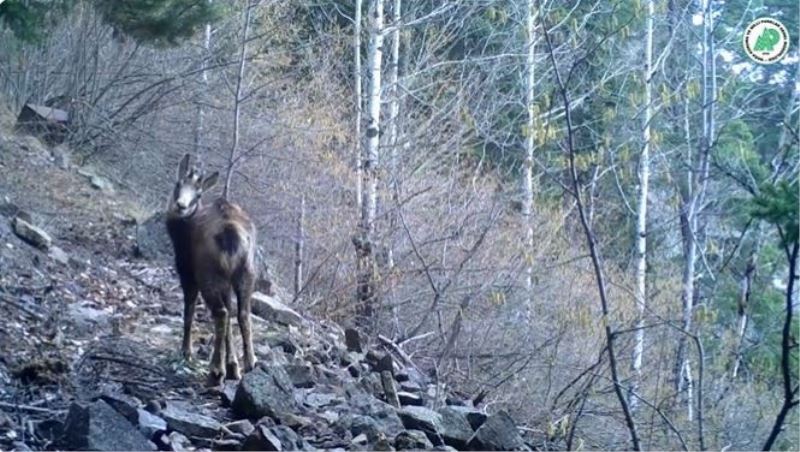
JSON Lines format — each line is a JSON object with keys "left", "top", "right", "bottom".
{"left": 165, "top": 155, "right": 257, "bottom": 386}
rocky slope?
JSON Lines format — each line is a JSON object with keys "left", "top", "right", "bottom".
{"left": 0, "top": 115, "right": 533, "bottom": 451}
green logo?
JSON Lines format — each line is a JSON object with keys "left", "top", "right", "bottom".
{"left": 753, "top": 27, "right": 781, "bottom": 51}
{"left": 744, "top": 18, "right": 790, "bottom": 64}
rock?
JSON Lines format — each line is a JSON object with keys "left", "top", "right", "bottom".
{"left": 135, "top": 211, "right": 171, "bottom": 261}
{"left": 243, "top": 424, "right": 305, "bottom": 451}
{"left": 221, "top": 381, "right": 238, "bottom": 407}
{"left": 232, "top": 366, "right": 296, "bottom": 420}
{"left": 210, "top": 438, "right": 243, "bottom": 451}
{"left": 251, "top": 292, "right": 305, "bottom": 326}
{"left": 468, "top": 410, "right": 526, "bottom": 451}
{"left": 160, "top": 401, "right": 221, "bottom": 438}
{"left": 0, "top": 199, "right": 21, "bottom": 218}
{"left": 395, "top": 430, "right": 434, "bottom": 450}
{"left": 51, "top": 145, "right": 71, "bottom": 169}
{"left": 351, "top": 415, "right": 381, "bottom": 442}
{"left": 284, "top": 363, "right": 315, "bottom": 388}
{"left": 137, "top": 409, "right": 167, "bottom": 438}
{"left": 225, "top": 419, "right": 255, "bottom": 437}
{"left": 61, "top": 400, "right": 156, "bottom": 451}
{"left": 442, "top": 405, "right": 487, "bottom": 430}
{"left": 345, "top": 328, "right": 363, "bottom": 352}
{"left": 397, "top": 406, "right": 441, "bottom": 436}
{"left": 99, "top": 392, "right": 141, "bottom": 423}
{"left": 11, "top": 216, "right": 51, "bottom": 250}
{"left": 437, "top": 406, "right": 475, "bottom": 449}
{"left": 304, "top": 391, "right": 344, "bottom": 409}
{"left": 381, "top": 371, "right": 401, "bottom": 408}
{"left": 48, "top": 245, "right": 69, "bottom": 265}
{"left": 397, "top": 391, "right": 423, "bottom": 406}
{"left": 167, "top": 431, "right": 191, "bottom": 451}
{"left": 376, "top": 354, "right": 394, "bottom": 374}
{"left": 346, "top": 388, "right": 405, "bottom": 437}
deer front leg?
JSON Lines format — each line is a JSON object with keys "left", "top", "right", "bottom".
{"left": 207, "top": 302, "right": 227, "bottom": 387}
{"left": 182, "top": 284, "right": 198, "bottom": 360}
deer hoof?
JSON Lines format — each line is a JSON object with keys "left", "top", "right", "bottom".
{"left": 206, "top": 369, "right": 224, "bottom": 388}
{"left": 226, "top": 362, "right": 241, "bottom": 380}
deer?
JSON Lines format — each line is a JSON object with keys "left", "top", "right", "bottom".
{"left": 165, "top": 153, "right": 257, "bottom": 386}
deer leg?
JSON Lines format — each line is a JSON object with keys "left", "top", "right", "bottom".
{"left": 206, "top": 298, "right": 227, "bottom": 387}
{"left": 181, "top": 283, "right": 198, "bottom": 360}
{"left": 223, "top": 291, "right": 240, "bottom": 380}
{"left": 234, "top": 270, "right": 257, "bottom": 372}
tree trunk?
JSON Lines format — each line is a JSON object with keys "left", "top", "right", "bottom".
{"left": 223, "top": 0, "right": 253, "bottom": 200}
{"left": 630, "top": 0, "right": 654, "bottom": 410}
{"left": 294, "top": 195, "right": 305, "bottom": 299}
{"left": 386, "top": 0, "right": 401, "bottom": 271}
{"left": 354, "top": 0, "right": 364, "bottom": 213}
{"left": 522, "top": 0, "right": 536, "bottom": 307}
{"left": 355, "top": 0, "right": 384, "bottom": 326}
{"left": 193, "top": 0, "right": 212, "bottom": 159}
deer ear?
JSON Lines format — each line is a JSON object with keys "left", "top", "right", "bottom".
{"left": 177, "top": 154, "right": 191, "bottom": 179}
{"left": 202, "top": 171, "right": 219, "bottom": 190}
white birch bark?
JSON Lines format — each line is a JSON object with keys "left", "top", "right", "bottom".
{"left": 523, "top": 0, "right": 536, "bottom": 303}
{"left": 354, "top": 0, "right": 364, "bottom": 213}
{"left": 386, "top": 0, "right": 401, "bottom": 271}
{"left": 193, "top": 0, "right": 212, "bottom": 159}
{"left": 630, "top": 0, "right": 654, "bottom": 410}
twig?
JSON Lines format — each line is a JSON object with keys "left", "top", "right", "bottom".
{"left": 0, "top": 401, "right": 65, "bottom": 415}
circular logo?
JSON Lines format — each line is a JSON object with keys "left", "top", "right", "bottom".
{"left": 743, "top": 18, "right": 790, "bottom": 64}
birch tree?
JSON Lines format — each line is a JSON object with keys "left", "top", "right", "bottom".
{"left": 355, "top": 0, "right": 383, "bottom": 325}
{"left": 630, "top": 0, "right": 654, "bottom": 410}
{"left": 354, "top": 0, "right": 363, "bottom": 212}
{"left": 522, "top": 0, "right": 536, "bottom": 301}
{"left": 676, "top": 0, "right": 716, "bottom": 420}
{"left": 192, "top": 0, "right": 212, "bottom": 159}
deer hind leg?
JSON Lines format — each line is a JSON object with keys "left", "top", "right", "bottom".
{"left": 181, "top": 282, "right": 199, "bottom": 360}
{"left": 206, "top": 294, "right": 228, "bottom": 387}
{"left": 223, "top": 290, "right": 240, "bottom": 380}
{"left": 234, "top": 268, "right": 257, "bottom": 372}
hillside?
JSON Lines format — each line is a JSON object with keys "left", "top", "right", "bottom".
{"left": 0, "top": 115, "right": 531, "bottom": 451}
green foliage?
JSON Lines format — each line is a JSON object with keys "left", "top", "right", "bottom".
{"left": 751, "top": 180, "right": 799, "bottom": 245}
{"left": 0, "top": 0, "right": 72, "bottom": 42}
{"left": 93, "top": 0, "right": 220, "bottom": 46}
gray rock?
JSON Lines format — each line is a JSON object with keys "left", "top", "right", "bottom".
{"left": 242, "top": 424, "right": 306, "bottom": 451}
{"left": 397, "top": 406, "right": 444, "bottom": 446}
{"left": 397, "top": 391, "right": 423, "bottom": 406}
{"left": 437, "top": 406, "right": 475, "bottom": 449}
{"left": 99, "top": 392, "right": 140, "bottom": 423}
{"left": 251, "top": 292, "right": 305, "bottom": 326}
{"left": 135, "top": 211, "right": 171, "bottom": 261}
{"left": 346, "top": 388, "right": 405, "bottom": 437}
{"left": 160, "top": 401, "right": 221, "bottom": 438}
{"left": 285, "top": 363, "right": 315, "bottom": 388}
{"left": 351, "top": 415, "right": 381, "bottom": 442}
{"left": 442, "top": 405, "right": 487, "bottom": 430}
{"left": 167, "top": 431, "right": 191, "bottom": 451}
{"left": 48, "top": 245, "right": 69, "bottom": 265}
{"left": 468, "top": 410, "right": 526, "bottom": 451}
{"left": 0, "top": 199, "right": 21, "bottom": 218}
{"left": 221, "top": 381, "right": 238, "bottom": 407}
{"left": 137, "top": 409, "right": 167, "bottom": 438}
{"left": 12, "top": 216, "right": 51, "bottom": 250}
{"left": 226, "top": 419, "right": 255, "bottom": 437}
{"left": 395, "top": 430, "right": 434, "bottom": 450}
{"left": 61, "top": 400, "right": 156, "bottom": 451}
{"left": 232, "top": 366, "right": 296, "bottom": 420}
